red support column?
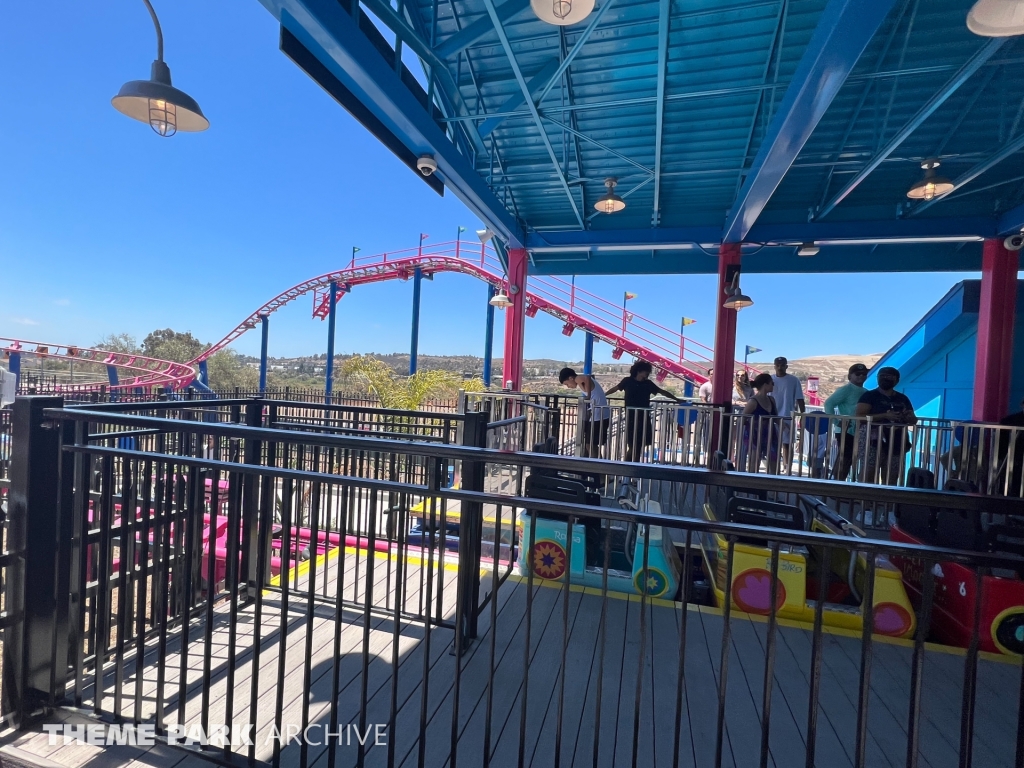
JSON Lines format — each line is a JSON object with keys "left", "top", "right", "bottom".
{"left": 712, "top": 243, "right": 742, "bottom": 407}
{"left": 502, "top": 247, "right": 528, "bottom": 390}
{"left": 973, "top": 238, "right": 1019, "bottom": 422}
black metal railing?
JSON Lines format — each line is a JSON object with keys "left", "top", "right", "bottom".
{"left": 3, "top": 396, "right": 1024, "bottom": 768}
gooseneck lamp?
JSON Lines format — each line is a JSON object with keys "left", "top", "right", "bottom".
{"left": 723, "top": 273, "right": 753, "bottom": 310}
{"left": 111, "top": 0, "right": 209, "bottom": 136}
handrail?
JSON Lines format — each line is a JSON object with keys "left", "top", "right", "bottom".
{"left": 44, "top": 406, "right": 1024, "bottom": 515}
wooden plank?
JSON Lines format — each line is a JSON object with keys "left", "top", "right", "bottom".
{"left": 733, "top": 612, "right": 809, "bottom": 768}
{"left": 569, "top": 591, "right": 630, "bottom": 768}
{"left": 681, "top": 607, "right": 728, "bottom": 768}
{"left": 358, "top": 577, "right": 526, "bottom": 768}
{"left": 775, "top": 624, "right": 857, "bottom": 768}
{"left": 645, "top": 599, "right": 691, "bottom": 768}
{"left": 467, "top": 580, "right": 564, "bottom": 768}
{"left": 522, "top": 587, "right": 603, "bottom": 768}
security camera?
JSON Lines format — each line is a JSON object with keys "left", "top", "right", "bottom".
{"left": 417, "top": 155, "right": 437, "bottom": 176}
{"left": 1005, "top": 234, "right": 1024, "bottom": 251}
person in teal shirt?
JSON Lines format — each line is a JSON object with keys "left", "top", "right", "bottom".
{"left": 823, "top": 363, "right": 869, "bottom": 479}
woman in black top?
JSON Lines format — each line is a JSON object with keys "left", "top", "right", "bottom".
{"left": 606, "top": 360, "right": 681, "bottom": 461}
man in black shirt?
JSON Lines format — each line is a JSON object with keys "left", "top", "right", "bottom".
{"left": 855, "top": 366, "right": 917, "bottom": 485}
{"left": 605, "top": 360, "right": 681, "bottom": 461}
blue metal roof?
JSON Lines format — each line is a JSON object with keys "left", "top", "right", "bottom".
{"left": 258, "top": 0, "right": 1024, "bottom": 274}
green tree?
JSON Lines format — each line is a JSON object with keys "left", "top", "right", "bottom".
{"left": 340, "top": 354, "right": 483, "bottom": 409}
{"left": 206, "top": 349, "right": 258, "bottom": 390}
{"left": 142, "top": 329, "right": 205, "bottom": 363}
{"left": 93, "top": 333, "right": 141, "bottom": 354}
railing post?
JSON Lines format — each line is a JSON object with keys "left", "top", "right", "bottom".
{"left": 456, "top": 411, "right": 488, "bottom": 646}
{"left": 240, "top": 399, "right": 265, "bottom": 598}
{"left": 3, "top": 396, "right": 71, "bottom": 725}
{"left": 574, "top": 392, "right": 586, "bottom": 457}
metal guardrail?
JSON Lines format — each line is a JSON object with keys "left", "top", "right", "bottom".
{"left": 5, "top": 397, "right": 1024, "bottom": 766}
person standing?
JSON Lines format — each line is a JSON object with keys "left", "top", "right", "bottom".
{"left": 558, "top": 367, "right": 610, "bottom": 457}
{"left": 823, "top": 363, "right": 869, "bottom": 480}
{"left": 741, "top": 373, "right": 779, "bottom": 472}
{"left": 733, "top": 370, "right": 753, "bottom": 406}
{"left": 606, "top": 360, "right": 681, "bottom": 462}
{"left": 855, "top": 366, "right": 917, "bottom": 485}
{"left": 770, "top": 357, "right": 805, "bottom": 473}
{"left": 698, "top": 370, "right": 713, "bottom": 403}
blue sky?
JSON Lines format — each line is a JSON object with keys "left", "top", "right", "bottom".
{"left": 0, "top": 1, "right": 978, "bottom": 366}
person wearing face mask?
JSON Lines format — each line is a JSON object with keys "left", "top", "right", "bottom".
{"left": 824, "top": 363, "right": 870, "bottom": 480}
{"left": 855, "top": 366, "right": 917, "bottom": 484}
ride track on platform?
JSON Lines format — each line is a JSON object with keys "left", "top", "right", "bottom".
{"left": 189, "top": 240, "right": 761, "bottom": 388}
{"left": 1, "top": 336, "right": 196, "bottom": 392}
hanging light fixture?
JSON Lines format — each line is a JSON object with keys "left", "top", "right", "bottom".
{"left": 531, "top": 0, "right": 595, "bottom": 25}
{"left": 594, "top": 178, "right": 626, "bottom": 214}
{"left": 477, "top": 228, "right": 495, "bottom": 244}
{"left": 490, "top": 289, "right": 513, "bottom": 309}
{"left": 967, "top": 0, "right": 1024, "bottom": 37}
{"left": 723, "top": 273, "right": 753, "bottom": 310}
{"left": 797, "top": 242, "right": 820, "bottom": 257}
{"left": 906, "top": 159, "right": 954, "bottom": 202}
{"left": 112, "top": 0, "right": 209, "bottom": 136}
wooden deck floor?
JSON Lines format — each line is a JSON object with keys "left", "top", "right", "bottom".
{"left": 1, "top": 547, "right": 1021, "bottom": 768}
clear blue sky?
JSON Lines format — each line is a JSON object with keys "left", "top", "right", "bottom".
{"left": 0, "top": 1, "right": 978, "bottom": 366}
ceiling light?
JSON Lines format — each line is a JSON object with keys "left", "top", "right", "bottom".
{"left": 594, "top": 178, "right": 625, "bottom": 214}
{"left": 112, "top": 0, "right": 209, "bottom": 136}
{"left": 967, "top": 0, "right": 1024, "bottom": 37}
{"left": 797, "top": 242, "right": 820, "bottom": 257}
{"left": 477, "top": 228, "right": 495, "bottom": 244}
{"left": 723, "top": 273, "right": 753, "bottom": 310}
{"left": 531, "top": 0, "right": 595, "bottom": 25}
{"left": 489, "top": 290, "right": 513, "bottom": 309}
{"left": 907, "top": 159, "right": 954, "bottom": 202}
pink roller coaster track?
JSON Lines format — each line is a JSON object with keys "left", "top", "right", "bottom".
{"left": 191, "top": 240, "right": 761, "bottom": 388}
{"left": 1, "top": 337, "right": 196, "bottom": 392}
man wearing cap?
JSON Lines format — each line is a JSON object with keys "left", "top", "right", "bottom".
{"left": 856, "top": 366, "right": 917, "bottom": 485}
{"left": 824, "top": 363, "right": 869, "bottom": 480}
{"left": 771, "top": 356, "right": 805, "bottom": 473}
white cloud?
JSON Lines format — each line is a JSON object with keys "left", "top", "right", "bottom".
{"left": 11, "top": 318, "right": 39, "bottom": 326}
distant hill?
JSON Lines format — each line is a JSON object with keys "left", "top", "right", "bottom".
{"left": 751, "top": 354, "right": 883, "bottom": 399}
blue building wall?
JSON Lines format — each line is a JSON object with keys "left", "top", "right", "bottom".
{"left": 866, "top": 281, "right": 1024, "bottom": 421}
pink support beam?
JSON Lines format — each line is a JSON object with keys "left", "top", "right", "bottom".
{"left": 502, "top": 247, "right": 528, "bottom": 390}
{"left": 712, "top": 243, "right": 742, "bottom": 408}
{"left": 973, "top": 238, "right": 1018, "bottom": 422}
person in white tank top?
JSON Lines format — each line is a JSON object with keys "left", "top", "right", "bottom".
{"left": 558, "top": 367, "right": 610, "bottom": 457}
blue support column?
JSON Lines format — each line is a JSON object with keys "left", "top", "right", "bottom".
{"left": 106, "top": 365, "right": 119, "bottom": 387}
{"left": 409, "top": 267, "right": 422, "bottom": 375}
{"left": 8, "top": 353, "right": 20, "bottom": 379}
{"left": 483, "top": 285, "right": 496, "bottom": 387}
{"left": 325, "top": 281, "right": 339, "bottom": 398}
{"left": 259, "top": 314, "right": 270, "bottom": 394}
{"left": 583, "top": 332, "right": 594, "bottom": 375}
{"left": 197, "top": 360, "right": 209, "bottom": 386}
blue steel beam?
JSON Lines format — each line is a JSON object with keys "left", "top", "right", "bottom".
{"left": 258, "top": 0, "right": 525, "bottom": 247}
{"left": 356, "top": 0, "right": 486, "bottom": 155}
{"left": 531, "top": 0, "right": 616, "bottom": 108}
{"left": 480, "top": 0, "right": 585, "bottom": 228}
{"left": 325, "top": 281, "right": 338, "bottom": 397}
{"left": 483, "top": 285, "right": 495, "bottom": 388}
{"left": 480, "top": 59, "right": 560, "bottom": 138}
{"left": 722, "top": 0, "right": 897, "bottom": 243}
{"left": 527, "top": 217, "right": 996, "bottom": 251}
{"left": 910, "top": 134, "right": 1024, "bottom": 216}
{"left": 7, "top": 353, "right": 19, "bottom": 380}
{"left": 409, "top": 267, "right": 422, "bottom": 375}
{"left": 815, "top": 38, "right": 1006, "bottom": 220}
{"left": 259, "top": 314, "right": 270, "bottom": 394}
{"left": 583, "top": 333, "right": 594, "bottom": 375}
{"left": 651, "top": 0, "right": 670, "bottom": 226}
{"left": 999, "top": 202, "right": 1024, "bottom": 236}
{"left": 434, "top": 0, "right": 529, "bottom": 59}
{"left": 528, "top": 241, "right": 985, "bottom": 275}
